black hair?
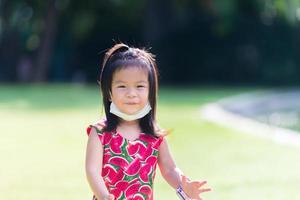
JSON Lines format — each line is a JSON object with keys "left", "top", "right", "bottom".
{"left": 99, "top": 43, "right": 159, "bottom": 137}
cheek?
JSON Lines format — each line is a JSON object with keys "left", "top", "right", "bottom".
{"left": 111, "top": 90, "right": 122, "bottom": 101}
{"left": 142, "top": 90, "right": 149, "bottom": 101}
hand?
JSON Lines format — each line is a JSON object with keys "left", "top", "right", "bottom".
{"left": 181, "top": 175, "right": 211, "bottom": 200}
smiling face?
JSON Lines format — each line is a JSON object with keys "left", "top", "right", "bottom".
{"left": 111, "top": 66, "right": 149, "bottom": 115}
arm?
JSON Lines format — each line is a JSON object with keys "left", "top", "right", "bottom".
{"left": 85, "top": 127, "right": 113, "bottom": 200}
{"left": 158, "top": 138, "right": 211, "bottom": 200}
{"left": 157, "top": 137, "right": 182, "bottom": 189}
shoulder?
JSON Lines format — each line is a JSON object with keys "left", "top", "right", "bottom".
{"left": 86, "top": 118, "right": 107, "bottom": 137}
{"left": 154, "top": 122, "right": 169, "bottom": 138}
{"left": 86, "top": 118, "right": 109, "bottom": 147}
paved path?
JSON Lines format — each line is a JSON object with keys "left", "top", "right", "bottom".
{"left": 200, "top": 89, "right": 300, "bottom": 147}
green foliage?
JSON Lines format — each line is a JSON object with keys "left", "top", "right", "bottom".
{"left": 1, "top": 0, "right": 300, "bottom": 82}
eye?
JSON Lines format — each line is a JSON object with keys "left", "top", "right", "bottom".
{"left": 117, "top": 85, "right": 126, "bottom": 88}
{"left": 137, "top": 85, "right": 146, "bottom": 88}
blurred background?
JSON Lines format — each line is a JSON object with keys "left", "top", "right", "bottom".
{"left": 1, "top": 0, "right": 300, "bottom": 85}
{"left": 1, "top": 1, "right": 300, "bottom": 200}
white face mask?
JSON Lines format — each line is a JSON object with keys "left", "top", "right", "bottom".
{"left": 110, "top": 101, "right": 152, "bottom": 121}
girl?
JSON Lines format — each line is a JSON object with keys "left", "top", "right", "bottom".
{"left": 85, "top": 43, "right": 211, "bottom": 200}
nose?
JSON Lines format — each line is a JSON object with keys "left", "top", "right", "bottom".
{"left": 126, "top": 88, "right": 137, "bottom": 98}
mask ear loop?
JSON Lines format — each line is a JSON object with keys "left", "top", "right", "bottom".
{"left": 109, "top": 91, "right": 112, "bottom": 102}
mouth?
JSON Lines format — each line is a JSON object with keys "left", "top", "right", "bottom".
{"left": 125, "top": 102, "right": 138, "bottom": 105}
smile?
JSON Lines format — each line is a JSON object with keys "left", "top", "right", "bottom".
{"left": 125, "top": 103, "right": 138, "bottom": 105}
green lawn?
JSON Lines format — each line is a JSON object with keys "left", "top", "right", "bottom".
{"left": 1, "top": 84, "right": 300, "bottom": 200}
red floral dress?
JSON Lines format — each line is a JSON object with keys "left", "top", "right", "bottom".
{"left": 86, "top": 122, "right": 164, "bottom": 200}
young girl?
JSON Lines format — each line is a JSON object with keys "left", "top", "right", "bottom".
{"left": 85, "top": 43, "right": 211, "bottom": 200}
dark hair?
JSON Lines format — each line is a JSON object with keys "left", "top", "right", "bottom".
{"left": 99, "top": 43, "right": 159, "bottom": 137}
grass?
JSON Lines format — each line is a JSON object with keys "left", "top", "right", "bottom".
{"left": 1, "top": 84, "right": 300, "bottom": 200}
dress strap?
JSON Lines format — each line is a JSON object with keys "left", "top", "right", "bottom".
{"left": 86, "top": 119, "right": 107, "bottom": 145}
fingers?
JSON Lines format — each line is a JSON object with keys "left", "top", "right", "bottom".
{"left": 196, "top": 181, "right": 211, "bottom": 194}
{"left": 199, "top": 188, "right": 212, "bottom": 193}
{"left": 196, "top": 180, "right": 207, "bottom": 187}
{"left": 181, "top": 176, "right": 212, "bottom": 199}
{"left": 191, "top": 180, "right": 212, "bottom": 194}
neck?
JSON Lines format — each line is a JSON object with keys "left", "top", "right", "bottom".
{"left": 119, "top": 119, "right": 139, "bottom": 127}
{"left": 118, "top": 119, "right": 142, "bottom": 133}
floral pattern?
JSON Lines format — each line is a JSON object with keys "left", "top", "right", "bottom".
{"left": 87, "top": 123, "right": 163, "bottom": 200}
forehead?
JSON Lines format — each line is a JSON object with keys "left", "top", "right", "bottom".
{"left": 112, "top": 66, "right": 149, "bottom": 83}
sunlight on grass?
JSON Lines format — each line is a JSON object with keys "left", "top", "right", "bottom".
{"left": 1, "top": 84, "right": 300, "bottom": 200}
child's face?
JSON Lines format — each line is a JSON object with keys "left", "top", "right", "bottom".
{"left": 111, "top": 66, "right": 149, "bottom": 115}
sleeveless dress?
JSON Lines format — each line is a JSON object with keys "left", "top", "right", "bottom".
{"left": 86, "top": 122, "right": 164, "bottom": 200}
